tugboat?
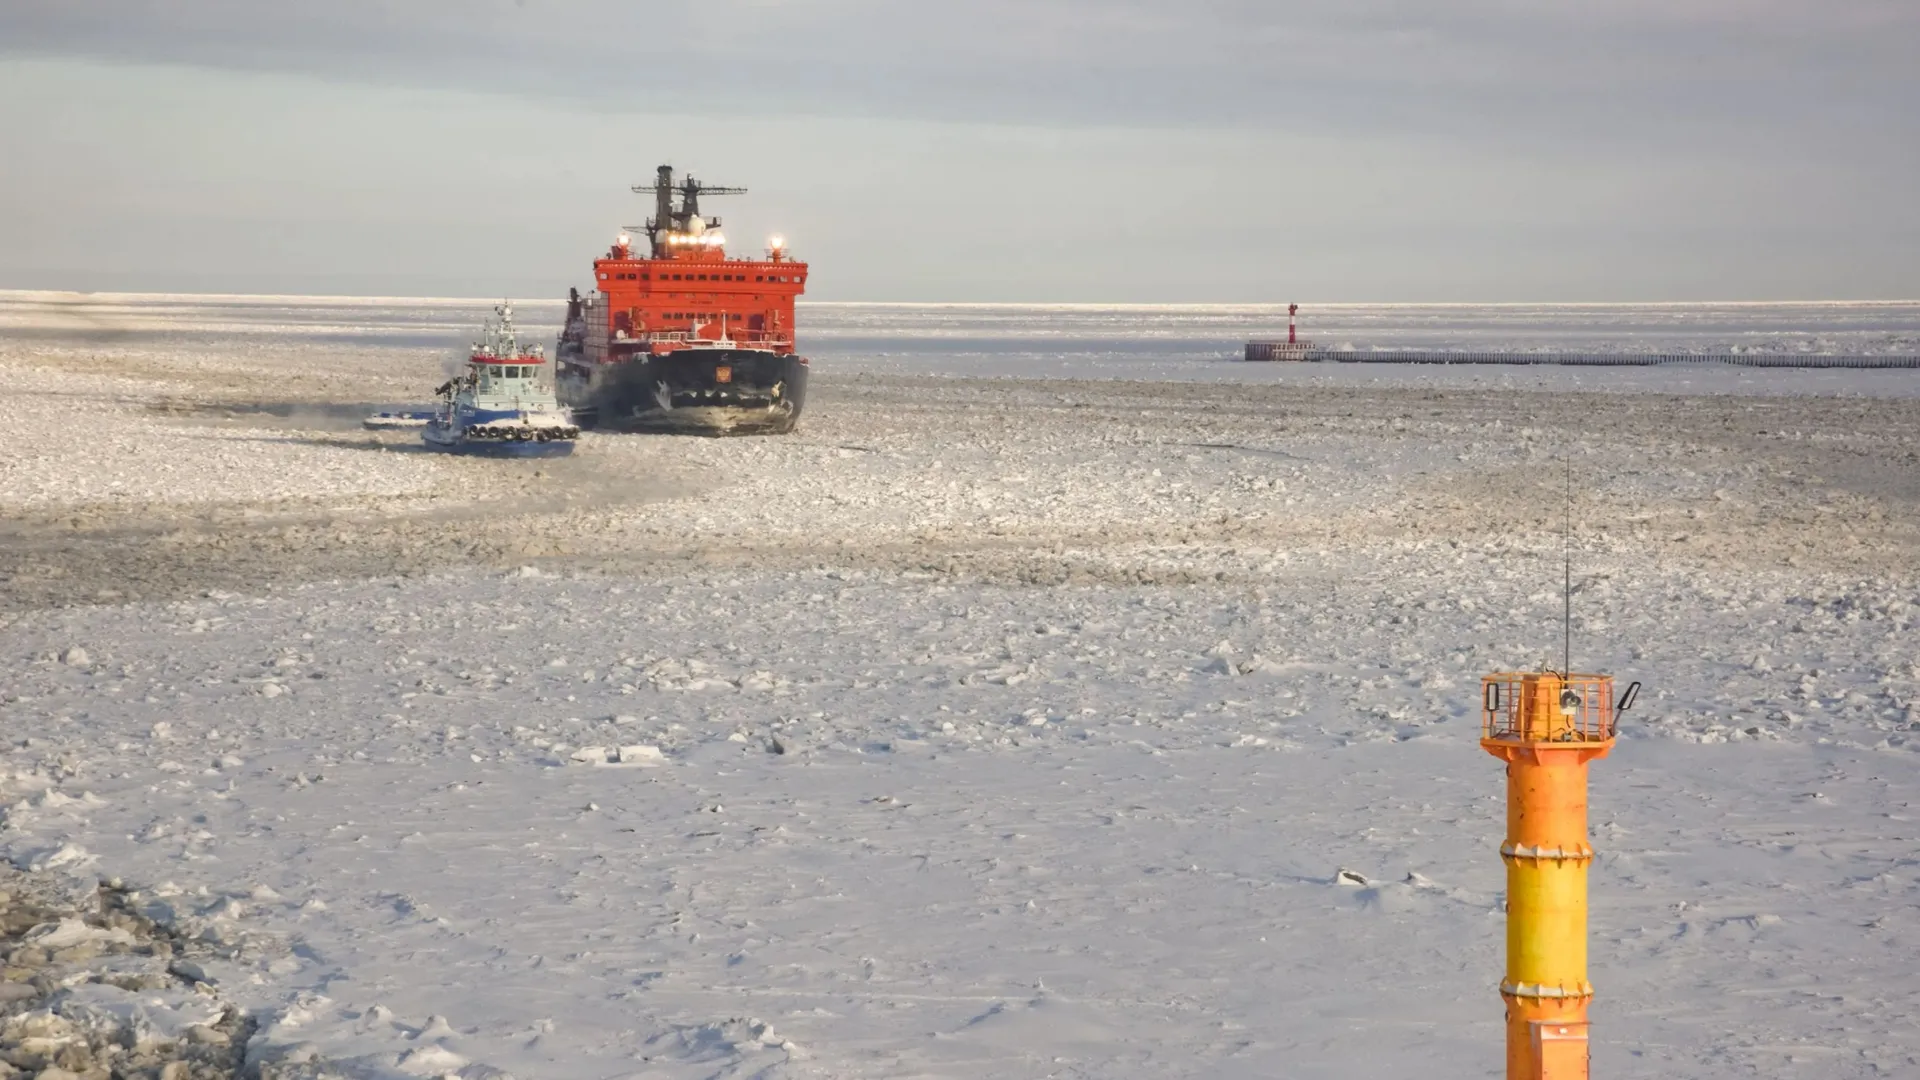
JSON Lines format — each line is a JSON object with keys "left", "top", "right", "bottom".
{"left": 423, "top": 302, "right": 580, "bottom": 457}
{"left": 556, "top": 166, "right": 809, "bottom": 435}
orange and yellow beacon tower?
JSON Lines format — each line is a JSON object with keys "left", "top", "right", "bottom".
{"left": 1480, "top": 671, "right": 1637, "bottom": 1080}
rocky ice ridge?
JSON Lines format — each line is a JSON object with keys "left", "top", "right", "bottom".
{"left": 0, "top": 862, "right": 252, "bottom": 1080}
{"left": 0, "top": 853, "right": 540, "bottom": 1080}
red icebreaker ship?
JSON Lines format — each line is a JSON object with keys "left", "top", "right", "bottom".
{"left": 555, "top": 165, "right": 810, "bottom": 435}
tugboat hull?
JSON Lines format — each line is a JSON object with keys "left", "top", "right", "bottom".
{"left": 423, "top": 440, "right": 575, "bottom": 458}
{"left": 422, "top": 423, "right": 577, "bottom": 457}
{"left": 561, "top": 348, "right": 807, "bottom": 436}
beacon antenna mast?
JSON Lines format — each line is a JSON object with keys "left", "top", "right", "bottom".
{"left": 631, "top": 164, "right": 748, "bottom": 255}
{"left": 1564, "top": 451, "right": 1573, "bottom": 679}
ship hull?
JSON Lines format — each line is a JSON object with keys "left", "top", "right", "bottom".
{"left": 559, "top": 348, "right": 807, "bottom": 436}
{"left": 421, "top": 433, "right": 577, "bottom": 458}
{"left": 424, "top": 442, "right": 575, "bottom": 458}
{"left": 422, "top": 421, "right": 577, "bottom": 457}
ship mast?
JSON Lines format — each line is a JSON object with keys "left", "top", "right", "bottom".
{"left": 630, "top": 165, "right": 747, "bottom": 256}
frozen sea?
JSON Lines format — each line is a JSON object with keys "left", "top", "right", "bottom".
{"left": 2, "top": 292, "right": 1918, "bottom": 1080}
{"left": 5, "top": 291, "right": 1920, "bottom": 393}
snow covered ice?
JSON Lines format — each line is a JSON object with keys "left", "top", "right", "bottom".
{"left": 2, "top": 293, "right": 1919, "bottom": 1078}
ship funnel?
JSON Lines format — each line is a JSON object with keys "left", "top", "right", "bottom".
{"left": 652, "top": 165, "right": 674, "bottom": 254}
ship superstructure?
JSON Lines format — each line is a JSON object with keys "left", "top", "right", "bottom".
{"left": 556, "top": 165, "right": 810, "bottom": 434}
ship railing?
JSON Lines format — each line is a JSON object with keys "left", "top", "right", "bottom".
{"left": 619, "top": 331, "right": 794, "bottom": 348}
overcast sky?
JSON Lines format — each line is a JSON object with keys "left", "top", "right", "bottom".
{"left": 2, "top": 1, "right": 1915, "bottom": 301}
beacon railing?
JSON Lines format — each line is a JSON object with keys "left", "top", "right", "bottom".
{"left": 1482, "top": 673, "right": 1637, "bottom": 743}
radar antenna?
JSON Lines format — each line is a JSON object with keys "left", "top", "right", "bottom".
{"left": 631, "top": 165, "right": 749, "bottom": 255}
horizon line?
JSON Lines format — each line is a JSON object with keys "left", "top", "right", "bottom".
{"left": 3, "top": 288, "right": 1917, "bottom": 310}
